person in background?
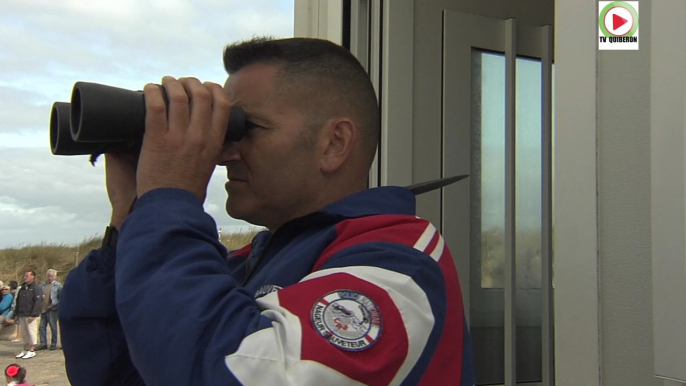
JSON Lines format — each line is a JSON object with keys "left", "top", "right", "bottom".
{"left": 0, "top": 285, "right": 13, "bottom": 325}
{"left": 37, "top": 269, "right": 62, "bottom": 351}
{"left": 7, "top": 281, "right": 21, "bottom": 343}
{"left": 8, "top": 281, "right": 18, "bottom": 297}
{"left": 14, "top": 271, "right": 42, "bottom": 360}
{"left": 3, "top": 363, "right": 32, "bottom": 386}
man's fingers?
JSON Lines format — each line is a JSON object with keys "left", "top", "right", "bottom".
{"left": 179, "top": 77, "right": 213, "bottom": 143}
{"left": 137, "top": 77, "right": 226, "bottom": 201}
{"left": 106, "top": 152, "right": 139, "bottom": 167}
{"left": 205, "top": 82, "right": 231, "bottom": 149}
{"left": 104, "top": 153, "right": 138, "bottom": 228}
{"left": 143, "top": 83, "right": 168, "bottom": 139}
{"left": 161, "top": 76, "right": 190, "bottom": 136}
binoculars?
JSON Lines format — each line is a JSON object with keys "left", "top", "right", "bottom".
{"left": 50, "top": 82, "right": 246, "bottom": 155}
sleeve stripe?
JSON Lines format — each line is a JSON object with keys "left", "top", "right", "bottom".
{"left": 314, "top": 215, "right": 442, "bottom": 272}
{"left": 224, "top": 292, "right": 305, "bottom": 384}
{"left": 224, "top": 266, "right": 436, "bottom": 386}
{"left": 428, "top": 234, "right": 444, "bottom": 262}
{"left": 225, "top": 326, "right": 366, "bottom": 386}
{"left": 412, "top": 222, "right": 444, "bottom": 263}
{"left": 412, "top": 222, "right": 436, "bottom": 252}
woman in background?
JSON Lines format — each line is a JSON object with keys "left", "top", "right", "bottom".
{"left": 6, "top": 281, "right": 21, "bottom": 343}
{"left": 0, "top": 285, "right": 13, "bottom": 324}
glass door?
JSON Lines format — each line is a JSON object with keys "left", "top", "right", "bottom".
{"left": 442, "top": 11, "right": 554, "bottom": 385}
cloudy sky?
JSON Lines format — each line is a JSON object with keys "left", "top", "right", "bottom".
{"left": 0, "top": 0, "right": 294, "bottom": 248}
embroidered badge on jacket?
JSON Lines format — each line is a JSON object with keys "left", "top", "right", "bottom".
{"left": 311, "top": 290, "right": 382, "bottom": 351}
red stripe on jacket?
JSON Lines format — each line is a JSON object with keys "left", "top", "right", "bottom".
{"left": 313, "top": 215, "right": 467, "bottom": 384}
{"left": 418, "top": 244, "right": 465, "bottom": 385}
{"left": 229, "top": 243, "right": 252, "bottom": 259}
{"left": 313, "top": 215, "right": 432, "bottom": 272}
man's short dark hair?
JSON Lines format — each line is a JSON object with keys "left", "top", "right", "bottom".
{"left": 223, "top": 37, "right": 380, "bottom": 167}
{"left": 27, "top": 271, "right": 36, "bottom": 278}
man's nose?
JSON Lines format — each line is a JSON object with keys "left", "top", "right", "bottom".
{"left": 217, "top": 140, "right": 241, "bottom": 165}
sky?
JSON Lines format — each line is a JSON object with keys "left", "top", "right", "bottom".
{"left": 0, "top": 0, "right": 294, "bottom": 248}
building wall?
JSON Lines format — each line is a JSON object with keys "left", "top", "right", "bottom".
{"left": 556, "top": 0, "right": 685, "bottom": 385}
{"left": 596, "top": 1, "right": 660, "bottom": 384}
{"left": 650, "top": 0, "right": 686, "bottom": 383}
{"left": 553, "top": 0, "right": 601, "bottom": 383}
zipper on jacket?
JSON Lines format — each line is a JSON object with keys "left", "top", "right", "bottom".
{"left": 242, "top": 233, "right": 275, "bottom": 286}
{"left": 241, "top": 212, "right": 328, "bottom": 286}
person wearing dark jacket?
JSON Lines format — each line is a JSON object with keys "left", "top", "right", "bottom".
{"left": 59, "top": 37, "right": 475, "bottom": 385}
{"left": 14, "top": 271, "right": 42, "bottom": 360}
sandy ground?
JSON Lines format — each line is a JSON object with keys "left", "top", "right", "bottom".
{"left": 0, "top": 340, "right": 69, "bottom": 386}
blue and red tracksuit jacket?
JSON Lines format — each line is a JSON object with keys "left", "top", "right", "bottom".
{"left": 59, "top": 186, "right": 475, "bottom": 386}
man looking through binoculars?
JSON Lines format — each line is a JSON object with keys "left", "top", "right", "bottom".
{"left": 59, "top": 37, "right": 474, "bottom": 386}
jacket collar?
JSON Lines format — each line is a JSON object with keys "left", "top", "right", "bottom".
{"left": 240, "top": 186, "right": 417, "bottom": 282}
{"left": 253, "top": 186, "right": 416, "bottom": 241}
{"left": 317, "top": 186, "right": 415, "bottom": 218}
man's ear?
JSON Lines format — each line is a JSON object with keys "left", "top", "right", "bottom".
{"left": 319, "top": 118, "right": 357, "bottom": 173}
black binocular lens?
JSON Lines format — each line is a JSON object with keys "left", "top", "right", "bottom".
{"left": 50, "top": 82, "right": 246, "bottom": 156}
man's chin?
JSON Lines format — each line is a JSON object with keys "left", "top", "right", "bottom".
{"left": 226, "top": 200, "right": 238, "bottom": 219}
{"left": 226, "top": 199, "right": 249, "bottom": 221}
{"left": 226, "top": 201, "right": 268, "bottom": 228}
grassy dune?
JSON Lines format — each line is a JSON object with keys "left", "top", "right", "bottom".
{"left": 1, "top": 227, "right": 546, "bottom": 289}
{"left": 0, "top": 228, "right": 263, "bottom": 283}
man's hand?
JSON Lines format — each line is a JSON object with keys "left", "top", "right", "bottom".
{"left": 136, "top": 77, "right": 232, "bottom": 202}
{"left": 28, "top": 317, "right": 35, "bottom": 323}
{"left": 105, "top": 153, "right": 139, "bottom": 229}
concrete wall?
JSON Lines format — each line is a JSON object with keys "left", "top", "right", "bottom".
{"left": 650, "top": 0, "right": 686, "bottom": 383}
{"left": 293, "top": 0, "right": 342, "bottom": 42}
{"left": 553, "top": 0, "right": 601, "bottom": 383}
{"left": 556, "top": 0, "right": 685, "bottom": 385}
{"left": 596, "top": 1, "right": 660, "bottom": 384}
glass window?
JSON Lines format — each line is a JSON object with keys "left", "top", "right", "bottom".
{"left": 475, "top": 52, "right": 543, "bottom": 290}
{"left": 470, "top": 50, "right": 552, "bottom": 384}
